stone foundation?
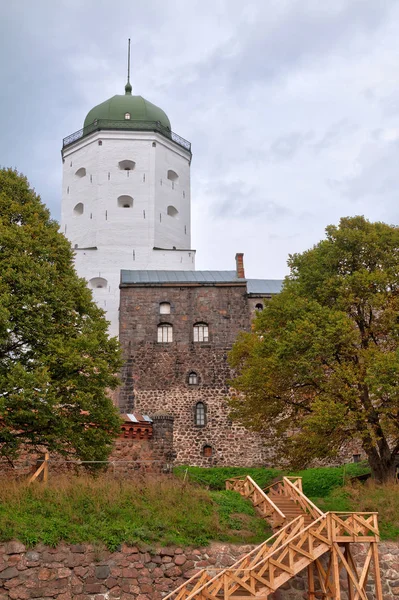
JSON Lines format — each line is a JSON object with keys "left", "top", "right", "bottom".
{"left": 0, "top": 541, "right": 396, "bottom": 600}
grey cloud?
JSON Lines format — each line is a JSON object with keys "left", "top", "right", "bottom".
{"left": 269, "top": 131, "right": 314, "bottom": 161}
{"left": 210, "top": 181, "right": 290, "bottom": 221}
{"left": 311, "top": 119, "right": 358, "bottom": 154}
{"left": 186, "top": 0, "right": 393, "bottom": 96}
{"left": 330, "top": 139, "right": 399, "bottom": 203}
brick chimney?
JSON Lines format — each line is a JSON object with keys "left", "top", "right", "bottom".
{"left": 235, "top": 253, "right": 245, "bottom": 279}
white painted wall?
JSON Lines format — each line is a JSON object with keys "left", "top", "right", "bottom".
{"left": 61, "top": 129, "right": 194, "bottom": 337}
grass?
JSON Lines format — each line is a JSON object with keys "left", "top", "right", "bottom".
{"left": 290, "top": 462, "right": 371, "bottom": 497}
{"left": 173, "top": 466, "right": 282, "bottom": 490}
{"left": 0, "top": 475, "right": 270, "bottom": 550}
{"left": 174, "top": 462, "right": 370, "bottom": 496}
{"left": 2, "top": 463, "right": 397, "bottom": 548}
{"left": 315, "top": 481, "right": 399, "bottom": 540}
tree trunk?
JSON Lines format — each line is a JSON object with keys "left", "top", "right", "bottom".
{"left": 366, "top": 446, "right": 397, "bottom": 483}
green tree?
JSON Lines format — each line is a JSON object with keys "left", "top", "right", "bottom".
{"left": 0, "top": 168, "right": 122, "bottom": 465}
{"left": 229, "top": 216, "right": 399, "bottom": 483}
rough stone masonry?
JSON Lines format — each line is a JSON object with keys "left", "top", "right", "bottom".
{"left": 0, "top": 541, "right": 396, "bottom": 600}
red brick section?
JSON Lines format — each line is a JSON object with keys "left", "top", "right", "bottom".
{"left": 0, "top": 414, "right": 175, "bottom": 478}
{"left": 235, "top": 253, "right": 245, "bottom": 279}
{"left": 0, "top": 541, "right": 396, "bottom": 600}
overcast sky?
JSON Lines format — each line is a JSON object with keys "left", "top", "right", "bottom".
{"left": 1, "top": 0, "right": 399, "bottom": 278}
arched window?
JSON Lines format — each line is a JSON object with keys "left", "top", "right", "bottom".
{"left": 193, "top": 323, "right": 209, "bottom": 343}
{"left": 167, "top": 170, "right": 179, "bottom": 182}
{"left": 157, "top": 323, "right": 173, "bottom": 343}
{"left": 195, "top": 402, "right": 206, "bottom": 426}
{"left": 255, "top": 303, "right": 264, "bottom": 311}
{"left": 117, "top": 195, "right": 133, "bottom": 208}
{"left": 124, "top": 112, "right": 131, "bottom": 120}
{"left": 73, "top": 202, "right": 84, "bottom": 215}
{"left": 75, "top": 167, "right": 86, "bottom": 178}
{"left": 160, "top": 302, "right": 171, "bottom": 315}
{"left": 89, "top": 277, "right": 107, "bottom": 289}
{"left": 118, "top": 160, "right": 136, "bottom": 171}
{"left": 188, "top": 372, "right": 198, "bottom": 385}
{"left": 203, "top": 445, "right": 212, "bottom": 457}
{"left": 167, "top": 205, "right": 179, "bottom": 218}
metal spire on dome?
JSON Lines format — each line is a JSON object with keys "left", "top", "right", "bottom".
{"left": 125, "top": 38, "right": 132, "bottom": 95}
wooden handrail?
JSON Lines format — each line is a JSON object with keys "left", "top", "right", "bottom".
{"left": 282, "top": 476, "right": 323, "bottom": 520}
{"left": 227, "top": 476, "right": 286, "bottom": 521}
{"left": 247, "top": 476, "right": 286, "bottom": 519}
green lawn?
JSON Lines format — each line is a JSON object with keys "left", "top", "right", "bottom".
{"left": 1, "top": 462, "right": 397, "bottom": 549}
{"left": 0, "top": 475, "right": 271, "bottom": 550}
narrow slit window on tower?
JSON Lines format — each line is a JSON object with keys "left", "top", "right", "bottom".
{"left": 193, "top": 323, "right": 209, "bottom": 343}
{"left": 195, "top": 402, "right": 206, "bottom": 426}
{"left": 160, "top": 302, "right": 171, "bottom": 315}
{"left": 157, "top": 323, "right": 173, "bottom": 343}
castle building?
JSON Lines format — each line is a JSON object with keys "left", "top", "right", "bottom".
{"left": 61, "top": 75, "right": 284, "bottom": 466}
{"left": 118, "top": 258, "right": 282, "bottom": 466}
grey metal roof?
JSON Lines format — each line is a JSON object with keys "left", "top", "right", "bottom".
{"left": 247, "top": 279, "right": 284, "bottom": 295}
{"left": 121, "top": 270, "right": 244, "bottom": 284}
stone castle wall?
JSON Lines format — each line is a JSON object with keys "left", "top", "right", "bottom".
{"left": 0, "top": 540, "right": 396, "bottom": 600}
{"left": 118, "top": 283, "right": 273, "bottom": 467}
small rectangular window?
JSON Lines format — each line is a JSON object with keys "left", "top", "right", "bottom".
{"left": 158, "top": 324, "right": 173, "bottom": 343}
{"left": 194, "top": 324, "right": 209, "bottom": 342}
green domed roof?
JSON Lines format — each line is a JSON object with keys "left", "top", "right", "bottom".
{"left": 83, "top": 85, "right": 171, "bottom": 131}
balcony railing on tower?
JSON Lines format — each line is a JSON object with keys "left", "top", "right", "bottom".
{"left": 62, "top": 119, "right": 191, "bottom": 153}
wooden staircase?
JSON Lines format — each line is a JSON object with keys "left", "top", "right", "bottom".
{"left": 164, "top": 475, "right": 382, "bottom": 600}
{"left": 268, "top": 493, "right": 313, "bottom": 527}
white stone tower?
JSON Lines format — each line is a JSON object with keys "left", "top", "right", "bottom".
{"left": 61, "top": 75, "right": 194, "bottom": 337}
